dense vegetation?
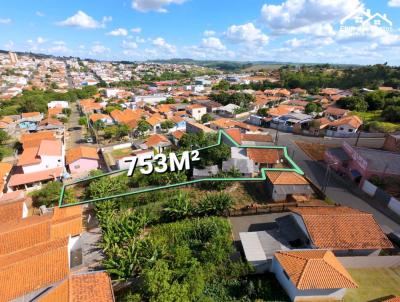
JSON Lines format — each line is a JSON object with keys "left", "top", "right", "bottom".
{"left": 337, "top": 90, "right": 400, "bottom": 124}
{"left": 280, "top": 64, "right": 400, "bottom": 90}
{"left": 210, "top": 92, "right": 255, "bottom": 110}
{"left": 0, "top": 86, "right": 98, "bottom": 116}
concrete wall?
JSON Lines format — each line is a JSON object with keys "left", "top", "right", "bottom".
{"left": 338, "top": 256, "right": 400, "bottom": 268}
{"left": 22, "top": 155, "right": 63, "bottom": 174}
{"left": 272, "top": 258, "right": 346, "bottom": 301}
{"left": 69, "top": 158, "right": 99, "bottom": 175}
{"left": 389, "top": 197, "right": 400, "bottom": 216}
{"left": 361, "top": 180, "right": 378, "bottom": 197}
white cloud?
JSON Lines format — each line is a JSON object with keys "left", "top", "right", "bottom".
{"left": 37, "top": 37, "right": 46, "bottom": 44}
{"left": 284, "top": 37, "right": 334, "bottom": 48}
{"left": 388, "top": 0, "right": 400, "bottom": 7}
{"left": 90, "top": 43, "right": 111, "bottom": 55}
{"left": 0, "top": 18, "right": 11, "bottom": 24}
{"left": 57, "top": 11, "right": 112, "bottom": 29}
{"left": 36, "top": 11, "right": 45, "bottom": 17}
{"left": 132, "top": 0, "right": 186, "bottom": 12}
{"left": 4, "top": 40, "right": 14, "bottom": 50}
{"left": 136, "top": 37, "right": 146, "bottom": 43}
{"left": 201, "top": 37, "right": 226, "bottom": 50}
{"left": 152, "top": 37, "right": 176, "bottom": 53}
{"left": 107, "top": 28, "right": 128, "bottom": 36}
{"left": 225, "top": 23, "right": 269, "bottom": 48}
{"left": 122, "top": 40, "right": 138, "bottom": 49}
{"left": 204, "top": 30, "right": 216, "bottom": 37}
{"left": 261, "top": 0, "right": 361, "bottom": 35}
{"left": 131, "top": 27, "right": 142, "bottom": 33}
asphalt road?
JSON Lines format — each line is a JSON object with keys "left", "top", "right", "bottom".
{"left": 66, "top": 103, "right": 83, "bottom": 150}
{"left": 276, "top": 132, "right": 400, "bottom": 233}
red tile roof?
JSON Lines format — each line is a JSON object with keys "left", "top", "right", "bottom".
{"left": 0, "top": 237, "right": 69, "bottom": 301}
{"left": 291, "top": 206, "right": 394, "bottom": 250}
{"left": 8, "top": 167, "right": 63, "bottom": 187}
{"left": 247, "top": 148, "right": 281, "bottom": 164}
{"left": 274, "top": 250, "right": 358, "bottom": 290}
{"left": 66, "top": 146, "right": 99, "bottom": 165}
{"left": 38, "top": 272, "right": 115, "bottom": 302}
{"left": 266, "top": 171, "right": 309, "bottom": 185}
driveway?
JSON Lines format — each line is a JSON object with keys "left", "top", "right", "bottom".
{"left": 276, "top": 131, "right": 400, "bottom": 232}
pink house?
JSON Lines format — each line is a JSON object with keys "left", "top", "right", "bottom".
{"left": 66, "top": 146, "right": 99, "bottom": 175}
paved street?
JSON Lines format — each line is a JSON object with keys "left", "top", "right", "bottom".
{"left": 65, "top": 103, "right": 82, "bottom": 150}
{"left": 276, "top": 132, "right": 400, "bottom": 233}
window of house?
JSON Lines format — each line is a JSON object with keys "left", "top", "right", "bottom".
{"left": 74, "top": 165, "right": 80, "bottom": 169}
{"left": 348, "top": 129, "right": 353, "bottom": 132}
{"left": 339, "top": 127, "right": 344, "bottom": 131}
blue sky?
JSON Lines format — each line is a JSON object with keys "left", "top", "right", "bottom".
{"left": 1, "top": 0, "right": 400, "bottom": 64}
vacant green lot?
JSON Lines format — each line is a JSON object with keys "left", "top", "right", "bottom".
{"left": 344, "top": 267, "right": 400, "bottom": 302}
{"left": 351, "top": 111, "right": 400, "bottom": 133}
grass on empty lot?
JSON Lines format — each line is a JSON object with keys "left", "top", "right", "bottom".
{"left": 344, "top": 267, "right": 400, "bottom": 302}
{"left": 111, "top": 148, "right": 132, "bottom": 159}
{"left": 351, "top": 111, "right": 400, "bottom": 133}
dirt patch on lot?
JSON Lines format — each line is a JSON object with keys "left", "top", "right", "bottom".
{"left": 295, "top": 141, "right": 334, "bottom": 161}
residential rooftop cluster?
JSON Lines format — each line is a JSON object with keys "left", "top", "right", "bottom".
{"left": 0, "top": 52, "right": 399, "bottom": 301}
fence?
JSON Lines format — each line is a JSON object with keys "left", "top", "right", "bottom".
{"left": 227, "top": 202, "right": 297, "bottom": 217}
{"left": 361, "top": 180, "right": 400, "bottom": 216}
{"left": 338, "top": 256, "right": 400, "bottom": 269}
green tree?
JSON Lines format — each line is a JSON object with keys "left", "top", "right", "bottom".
{"left": 78, "top": 116, "right": 88, "bottom": 126}
{"left": 162, "top": 192, "right": 194, "bottom": 222}
{"left": 212, "top": 80, "right": 230, "bottom": 91}
{"left": 161, "top": 120, "right": 175, "bottom": 130}
{"left": 31, "top": 181, "right": 76, "bottom": 207}
{"left": 197, "top": 192, "right": 233, "bottom": 216}
{"left": 0, "top": 130, "right": 10, "bottom": 145}
{"left": 116, "top": 124, "right": 131, "bottom": 138}
{"left": 381, "top": 106, "right": 400, "bottom": 122}
{"left": 305, "top": 102, "right": 321, "bottom": 114}
{"left": 93, "top": 120, "right": 106, "bottom": 131}
{"left": 257, "top": 108, "right": 269, "bottom": 117}
{"left": 365, "top": 91, "right": 386, "bottom": 110}
{"left": 104, "top": 126, "right": 118, "bottom": 139}
{"left": 201, "top": 113, "right": 214, "bottom": 123}
{"left": 137, "top": 120, "right": 151, "bottom": 135}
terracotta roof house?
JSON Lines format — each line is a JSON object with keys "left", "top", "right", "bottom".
{"left": 326, "top": 116, "right": 363, "bottom": 137}
{"left": 21, "top": 112, "right": 43, "bottom": 120}
{"left": 139, "top": 134, "right": 172, "bottom": 153}
{"left": 246, "top": 148, "right": 283, "bottom": 167}
{"left": 170, "top": 130, "right": 186, "bottom": 145}
{"left": 223, "top": 128, "right": 273, "bottom": 146}
{"left": 89, "top": 113, "right": 113, "bottom": 125}
{"left": 20, "top": 131, "right": 57, "bottom": 148}
{"left": 37, "top": 271, "right": 115, "bottom": 302}
{"left": 272, "top": 250, "right": 357, "bottom": 302}
{"left": 265, "top": 171, "right": 312, "bottom": 202}
{"left": 186, "top": 104, "right": 207, "bottom": 121}
{"left": 0, "top": 162, "right": 12, "bottom": 193}
{"left": 290, "top": 206, "right": 394, "bottom": 255}
{"left": 147, "top": 114, "right": 165, "bottom": 132}
{"left": 9, "top": 137, "right": 64, "bottom": 192}
{"left": 78, "top": 99, "right": 104, "bottom": 114}
{"left": 0, "top": 197, "right": 28, "bottom": 224}
{"left": 66, "top": 146, "right": 99, "bottom": 175}
{"left": 325, "top": 107, "right": 349, "bottom": 120}
{"left": 382, "top": 297, "right": 400, "bottom": 302}
{"left": 186, "top": 120, "right": 215, "bottom": 134}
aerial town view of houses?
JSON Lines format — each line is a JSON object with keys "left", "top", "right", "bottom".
{"left": 1, "top": 0, "right": 400, "bottom": 301}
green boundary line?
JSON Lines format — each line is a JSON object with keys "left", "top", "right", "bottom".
{"left": 59, "top": 129, "right": 304, "bottom": 208}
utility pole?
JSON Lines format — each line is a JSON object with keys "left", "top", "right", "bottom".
{"left": 275, "top": 128, "right": 279, "bottom": 146}
{"left": 355, "top": 130, "right": 361, "bottom": 147}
